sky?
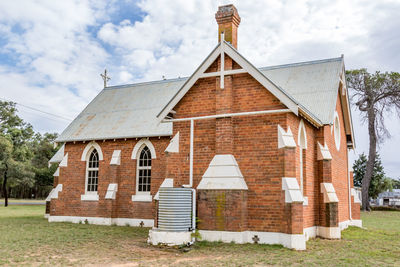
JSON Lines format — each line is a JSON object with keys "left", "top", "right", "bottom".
{"left": 0, "top": 0, "right": 399, "bottom": 179}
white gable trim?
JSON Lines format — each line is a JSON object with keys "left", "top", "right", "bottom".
{"left": 81, "top": 141, "right": 104, "bottom": 161}
{"left": 157, "top": 41, "right": 299, "bottom": 122}
{"left": 131, "top": 138, "right": 157, "bottom": 159}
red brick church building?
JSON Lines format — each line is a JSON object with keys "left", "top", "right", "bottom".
{"left": 47, "top": 5, "right": 361, "bottom": 250}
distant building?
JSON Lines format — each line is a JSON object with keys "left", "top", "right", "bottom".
{"left": 376, "top": 189, "right": 400, "bottom": 206}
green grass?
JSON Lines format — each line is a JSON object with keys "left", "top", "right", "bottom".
{"left": 0, "top": 207, "right": 399, "bottom": 266}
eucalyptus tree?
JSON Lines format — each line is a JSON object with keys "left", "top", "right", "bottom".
{"left": 347, "top": 69, "right": 400, "bottom": 211}
{"left": 0, "top": 101, "right": 34, "bottom": 206}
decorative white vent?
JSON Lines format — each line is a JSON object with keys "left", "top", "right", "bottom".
{"left": 277, "top": 125, "right": 297, "bottom": 149}
{"left": 321, "top": 183, "right": 339, "bottom": 203}
{"left": 59, "top": 153, "right": 68, "bottom": 167}
{"left": 165, "top": 132, "right": 179, "bottom": 153}
{"left": 317, "top": 142, "right": 332, "bottom": 160}
{"left": 282, "top": 178, "right": 304, "bottom": 203}
{"left": 110, "top": 150, "right": 121, "bottom": 165}
{"left": 53, "top": 167, "right": 60, "bottom": 177}
{"left": 154, "top": 178, "right": 174, "bottom": 200}
{"left": 105, "top": 183, "right": 118, "bottom": 199}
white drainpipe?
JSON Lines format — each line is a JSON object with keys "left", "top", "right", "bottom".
{"left": 188, "top": 188, "right": 196, "bottom": 245}
{"left": 182, "top": 119, "right": 194, "bottom": 188}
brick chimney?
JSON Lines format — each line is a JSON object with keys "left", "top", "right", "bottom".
{"left": 215, "top": 4, "right": 241, "bottom": 48}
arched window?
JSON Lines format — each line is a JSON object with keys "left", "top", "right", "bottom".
{"left": 333, "top": 112, "right": 341, "bottom": 151}
{"left": 86, "top": 148, "right": 99, "bottom": 193}
{"left": 298, "top": 120, "right": 307, "bottom": 196}
{"left": 137, "top": 146, "right": 151, "bottom": 193}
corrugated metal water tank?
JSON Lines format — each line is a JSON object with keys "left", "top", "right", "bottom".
{"left": 158, "top": 188, "right": 192, "bottom": 232}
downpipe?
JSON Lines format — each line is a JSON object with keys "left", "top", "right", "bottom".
{"left": 181, "top": 119, "right": 196, "bottom": 246}
{"left": 187, "top": 188, "right": 196, "bottom": 246}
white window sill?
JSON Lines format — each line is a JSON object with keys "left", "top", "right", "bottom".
{"left": 131, "top": 194, "right": 152, "bottom": 202}
{"left": 81, "top": 193, "right": 99, "bottom": 201}
{"left": 303, "top": 196, "right": 309, "bottom": 206}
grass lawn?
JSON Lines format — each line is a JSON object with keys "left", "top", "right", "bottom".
{"left": 0, "top": 206, "right": 399, "bottom": 266}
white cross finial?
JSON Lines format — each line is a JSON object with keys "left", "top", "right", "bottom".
{"left": 100, "top": 69, "right": 111, "bottom": 88}
{"left": 220, "top": 31, "right": 225, "bottom": 43}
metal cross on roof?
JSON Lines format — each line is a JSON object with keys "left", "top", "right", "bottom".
{"left": 100, "top": 69, "right": 111, "bottom": 88}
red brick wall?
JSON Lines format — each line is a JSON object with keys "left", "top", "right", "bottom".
{"left": 349, "top": 171, "right": 361, "bottom": 220}
{"left": 287, "top": 114, "right": 319, "bottom": 228}
{"left": 327, "top": 94, "right": 351, "bottom": 223}
{"left": 197, "top": 190, "right": 248, "bottom": 231}
{"left": 50, "top": 137, "right": 169, "bottom": 219}
{"left": 169, "top": 66, "right": 296, "bottom": 232}
{"left": 51, "top": 56, "right": 353, "bottom": 234}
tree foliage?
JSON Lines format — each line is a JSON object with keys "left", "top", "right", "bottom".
{"left": 392, "top": 179, "right": 400, "bottom": 189}
{"left": 0, "top": 101, "right": 58, "bottom": 206}
{"left": 353, "top": 153, "right": 392, "bottom": 199}
{"left": 347, "top": 69, "right": 400, "bottom": 210}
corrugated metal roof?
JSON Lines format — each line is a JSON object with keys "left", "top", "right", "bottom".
{"left": 56, "top": 78, "right": 186, "bottom": 142}
{"left": 56, "top": 57, "right": 342, "bottom": 142}
{"left": 260, "top": 57, "right": 343, "bottom": 124}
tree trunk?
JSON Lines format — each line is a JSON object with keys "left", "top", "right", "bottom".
{"left": 2, "top": 163, "right": 8, "bottom": 207}
{"left": 362, "top": 109, "right": 377, "bottom": 211}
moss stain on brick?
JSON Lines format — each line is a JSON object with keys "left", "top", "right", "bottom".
{"left": 216, "top": 192, "right": 226, "bottom": 230}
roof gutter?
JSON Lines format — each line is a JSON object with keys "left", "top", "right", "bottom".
{"left": 298, "top": 108, "right": 323, "bottom": 128}
{"left": 55, "top": 133, "right": 172, "bottom": 143}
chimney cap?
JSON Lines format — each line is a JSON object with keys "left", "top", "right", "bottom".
{"left": 215, "top": 4, "right": 241, "bottom": 26}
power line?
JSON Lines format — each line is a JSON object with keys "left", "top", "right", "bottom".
{"left": 0, "top": 97, "right": 73, "bottom": 122}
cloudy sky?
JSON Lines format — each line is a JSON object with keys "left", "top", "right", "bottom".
{"left": 0, "top": 0, "right": 399, "bottom": 178}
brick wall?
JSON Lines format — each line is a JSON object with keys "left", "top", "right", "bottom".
{"left": 287, "top": 113, "right": 319, "bottom": 228}
{"left": 50, "top": 137, "right": 169, "bottom": 219}
{"left": 327, "top": 94, "right": 351, "bottom": 223}
{"left": 51, "top": 55, "right": 353, "bottom": 234}
{"left": 197, "top": 190, "right": 248, "bottom": 231}
{"left": 169, "top": 55, "right": 299, "bottom": 233}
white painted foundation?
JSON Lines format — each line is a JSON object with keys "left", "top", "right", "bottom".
{"left": 339, "top": 219, "right": 363, "bottom": 229}
{"left": 303, "top": 219, "right": 363, "bottom": 241}
{"left": 317, "top": 226, "right": 341, "bottom": 239}
{"left": 198, "top": 230, "right": 306, "bottom": 250}
{"left": 148, "top": 230, "right": 192, "bottom": 246}
{"left": 48, "top": 216, "right": 154, "bottom": 227}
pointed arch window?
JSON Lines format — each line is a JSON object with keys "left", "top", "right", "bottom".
{"left": 86, "top": 148, "right": 99, "bottom": 193}
{"left": 137, "top": 146, "right": 151, "bottom": 193}
{"left": 298, "top": 120, "right": 308, "bottom": 205}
